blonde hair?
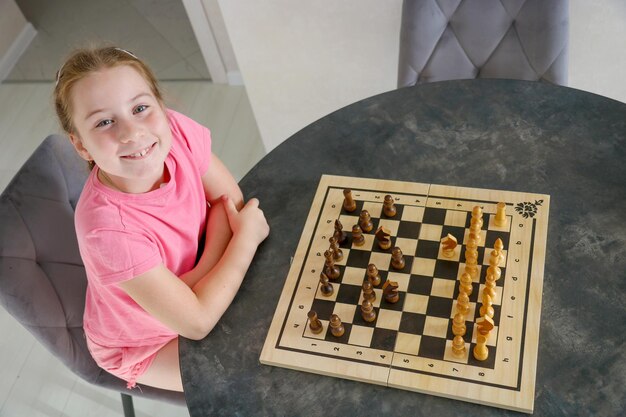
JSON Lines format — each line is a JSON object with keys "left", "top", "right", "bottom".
{"left": 53, "top": 45, "right": 164, "bottom": 135}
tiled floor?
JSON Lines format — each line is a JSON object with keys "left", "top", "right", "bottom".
{"left": 1, "top": 2, "right": 265, "bottom": 416}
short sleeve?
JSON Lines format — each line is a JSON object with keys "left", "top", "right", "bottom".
{"left": 81, "top": 229, "right": 162, "bottom": 286}
{"left": 166, "top": 109, "right": 212, "bottom": 175}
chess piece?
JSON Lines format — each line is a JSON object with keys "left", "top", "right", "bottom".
{"left": 383, "top": 194, "right": 397, "bottom": 217}
{"left": 383, "top": 280, "right": 399, "bottom": 303}
{"left": 375, "top": 226, "right": 392, "bottom": 250}
{"left": 452, "top": 334, "right": 466, "bottom": 357}
{"left": 452, "top": 312, "right": 466, "bottom": 336}
{"left": 319, "top": 272, "right": 334, "bottom": 296}
{"left": 473, "top": 316, "right": 494, "bottom": 361}
{"left": 329, "top": 314, "right": 345, "bottom": 337}
{"left": 361, "top": 299, "right": 377, "bottom": 322}
{"left": 391, "top": 247, "right": 405, "bottom": 270}
{"left": 459, "top": 271, "right": 473, "bottom": 296}
{"left": 456, "top": 291, "right": 470, "bottom": 316}
{"left": 494, "top": 237, "right": 505, "bottom": 265}
{"left": 367, "top": 264, "right": 381, "bottom": 287}
{"left": 362, "top": 280, "right": 376, "bottom": 302}
{"left": 440, "top": 233, "right": 458, "bottom": 258}
{"left": 494, "top": 202, "right": 507, "bottom": 227}
{"left": 464, "top": 238, "right": 479, "bottom": 280}
{"left": 323, "top": 250, "right": 341, "bottom": 280}
{"left": 486, "top": 246, "right": 502, "bottom": 284}
{"left": 473, "top": 334, "right": 489, "bottom": 361}
{"left": 343, "top": 188, "right": 357, "bottom": 212}
{"left": 328, "top": 236, "right": 343, "bottom": 262}
{"left": 480, "top": 292, "right": 495, "bottom": 318}
{"left": 359, "top": 210, "right": 374, "bottom": 233}
{"left": 469, "top": 206, "right": 483, "bottom": 244}
{"left": 483, "top": 271, "right": 497, "bottom": 299}
{"left": 333, "top": 219, "right": 347, "bottom": 244}
{"left": 308, "top": 310, "right": 323, "bottom": 334}
{"left": 351, "top": 224, "right": 365, "bottom": 246}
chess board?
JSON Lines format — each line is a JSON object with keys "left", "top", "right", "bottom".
{"left": 260, "top": 175, "right": 549, "bottom": 413}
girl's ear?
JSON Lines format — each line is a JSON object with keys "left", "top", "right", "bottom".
{"left": 69, "top": 133, "right": 93, "bottom": 162}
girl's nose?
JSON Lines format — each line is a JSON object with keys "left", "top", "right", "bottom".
{"left": 118, "top": 120, "right": 142, "bottom": 143}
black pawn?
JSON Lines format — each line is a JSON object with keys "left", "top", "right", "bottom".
{"left": 329, "top": 314, "right": 345, "bottom": 337}
{"left": 359, "top": 210, "right": 373, "bottom": 232}
{"left": 362, "top": 280, "right": 376, "bottom": 302}
{"left": 308, "top": 310, "right": 323, "bottom": 334}
{"left": 361, "top": 299, "right": 377, "bottom": 323}
{"left": 319, "top": 272, "right": 334, "bottom": 296}
{"left": 352, "top": 224, "right": 365, "bottom": 246}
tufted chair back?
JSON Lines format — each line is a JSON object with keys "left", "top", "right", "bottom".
{"left": 0, "top": 135, "right": 185, "bottom": 412}
{"left": 398, "top": 0, "right": 569, "bottom": 86}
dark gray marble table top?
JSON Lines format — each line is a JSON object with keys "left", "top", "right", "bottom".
{"left": 180, "top": 79, "right": 626, "bottom": 417}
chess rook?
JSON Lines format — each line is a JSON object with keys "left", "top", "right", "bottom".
{"left": 343, "top": 188, "right": 357, "bottom": 212}
{"left": 495, "top": 202, "right": 507, "bottom": 227}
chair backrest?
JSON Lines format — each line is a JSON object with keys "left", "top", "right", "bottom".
{"left": 398, "top": 0, "right": 569, "bottom": 86}
{"left": 0, "top": 135, "right": 185, "bottom": 403}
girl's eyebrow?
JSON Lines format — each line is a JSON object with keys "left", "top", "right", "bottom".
{"left": 83, "top": 93, "right": 152, "bottom": 121}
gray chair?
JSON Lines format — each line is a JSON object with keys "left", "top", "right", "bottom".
{"left": 0, "top": 135, "right": 186, "bottom": 417}
{"left": 398, "top": 0, "right": 569, "bottom": 86}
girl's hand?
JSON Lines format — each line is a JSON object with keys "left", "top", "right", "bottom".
{"left": 223, "top": 195, "right": 270, "bottom": 246}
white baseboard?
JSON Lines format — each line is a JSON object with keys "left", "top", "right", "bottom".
{"left": 0, "top": 23, "right": 37, "bottom": 82}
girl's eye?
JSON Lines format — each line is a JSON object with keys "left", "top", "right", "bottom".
{"left": 96, "top": 119, "right": 113, "bottom": 128}
{"left": 134, "top": 105, "right": 148, "bottom": 114}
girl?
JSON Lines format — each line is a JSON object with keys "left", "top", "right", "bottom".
{"left": 54, "top": 46, "right": 269, "bottom": 392}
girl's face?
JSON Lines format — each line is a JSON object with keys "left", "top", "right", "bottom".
{"left": 69, "top": 65, "right": 172, "bottom": 193}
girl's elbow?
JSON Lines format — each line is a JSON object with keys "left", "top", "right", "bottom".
{"left": 183, "top": 318, "right": 215, "bottom": 341}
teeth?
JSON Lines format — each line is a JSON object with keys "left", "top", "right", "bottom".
{"left": 127, "top": 145, "right": 151, "bottom": 158}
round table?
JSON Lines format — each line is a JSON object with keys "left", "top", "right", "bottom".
{"left": 180, "top": 79, "right": 626, "bottom": 416}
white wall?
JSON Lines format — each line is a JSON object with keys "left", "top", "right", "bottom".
{"left": 0, "top": 0, "right": 36, "bottom": 82}
{"left": 218, "top": 0, "right": 626, "bottom": 152}
{"left": 569, "top": 0, "right": 626, "bottom": 103}
{"left": 218, "top": 0, "right": 403, "bottom": 152}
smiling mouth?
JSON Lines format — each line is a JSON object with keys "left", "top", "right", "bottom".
{"left": 122, "top": 143, "right": 156, "bottom": 159}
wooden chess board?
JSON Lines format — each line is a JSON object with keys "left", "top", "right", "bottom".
{"left": 260, "top": 175, "right": 549, "bottom": 413}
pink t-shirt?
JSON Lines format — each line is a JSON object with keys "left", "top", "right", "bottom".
{"left": 76, "top": 109, "right": 211, "bottom": 351}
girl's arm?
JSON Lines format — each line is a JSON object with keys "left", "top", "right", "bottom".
{"left": 202, "top": 153, "right": 244, "bottom": 209}
{"left": 179, "top": 153, "right": 242, "bottom": 287}
{"left": 118, "top": 196, "right": 269, "bottom": 340}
